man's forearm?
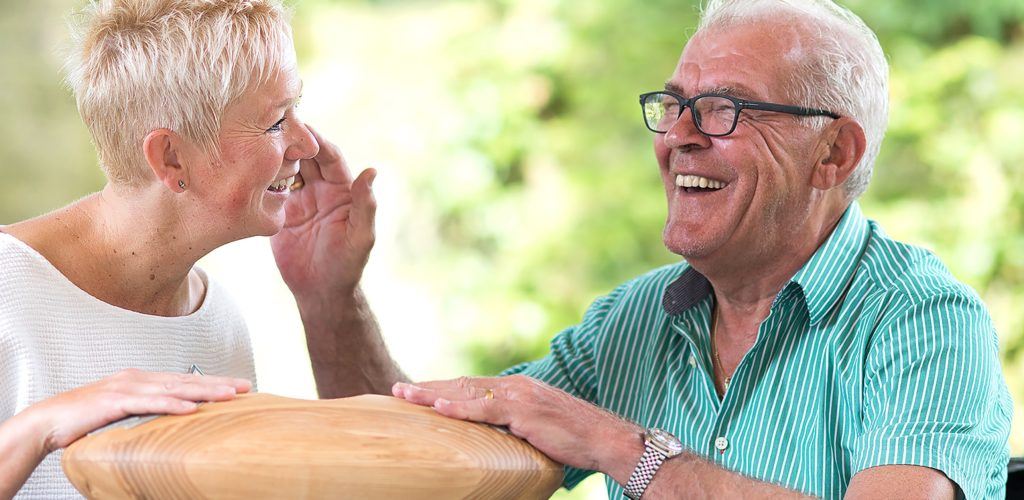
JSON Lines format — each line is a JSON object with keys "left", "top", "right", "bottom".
{"left": 602, "top": 427, "right": 812, "bottom": 500}
{"left": 297, "top": 287, "right": 408, "bottom": 398}
{"left": 640, "top": 453, "right": 814, "bottom": 499}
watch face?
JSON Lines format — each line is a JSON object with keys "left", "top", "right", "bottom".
{"left": 648, "top": 428, "right": 684, "bottom": 456}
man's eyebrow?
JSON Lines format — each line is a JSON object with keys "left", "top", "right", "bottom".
{"left": 662, "top": 81, "right": 760, "bottom": 100}
{"left": 703, "top": 85, "right": 759, "bottom": 100}
{"left": 664, "top": 81, "right": 685, "bottom": 94}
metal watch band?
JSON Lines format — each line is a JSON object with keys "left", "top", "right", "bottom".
{"left": 623, "top": 442, "right": 668, "bottom": 500}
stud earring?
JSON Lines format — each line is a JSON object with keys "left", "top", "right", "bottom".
{"left": 178, "top": 180, "right": 186, "bottom": 190}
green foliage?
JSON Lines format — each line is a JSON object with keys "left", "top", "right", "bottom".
{"left": 0, "top": 1, "right": 104, "bottom": 222}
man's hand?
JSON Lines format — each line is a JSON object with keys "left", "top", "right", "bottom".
{"left": 271, "top": 125, "right": 404, "bottom": 398}
{"left": 392, "top": 375, "right": 643, "bottom": 481}
{"left": 271, "top": 125, "right": 376, "bottom": 305}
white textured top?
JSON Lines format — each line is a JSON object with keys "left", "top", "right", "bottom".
{"left": 0, "top": 232, "right": 257, "bottom": 499}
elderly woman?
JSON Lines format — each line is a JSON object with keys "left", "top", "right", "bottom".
{"left": 0, "top": 0, "right": 375, "bottom": 497}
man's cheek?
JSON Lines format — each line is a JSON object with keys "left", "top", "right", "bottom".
{"left": 653, "top": 136, "right": 671, "bottom": 169}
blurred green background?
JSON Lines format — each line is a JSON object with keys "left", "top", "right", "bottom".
{"left": 2, "top": 0, "right": 1021, "bottom": 497}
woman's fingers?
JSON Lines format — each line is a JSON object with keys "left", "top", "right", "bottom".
{"left": 129, "top": 380, "right": 238, "bottom": 402}
{"left": 115, "top": 395, "right": 200, "bottom": 416}
{"left": 35, "top": 370, "right": 254, "bottom": 451}
{"left": 121, "top": 373, "right": 251, "bottom": 404}
{"left": 44, "top": 394, "right": 202, "bottom": 450}
{"left": 136, "top": 371, "right": 253, "bottom": 393}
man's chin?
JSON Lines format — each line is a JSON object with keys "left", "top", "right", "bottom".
{"left": 663, "top": 235, "right": 714, "bottom": 259}
{"left": 662, "top": 224, "right": 720, "bottom": 259}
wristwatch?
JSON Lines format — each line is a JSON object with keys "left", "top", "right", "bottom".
{"left": 623, "top": 428, "right": 684, "bottom": 499}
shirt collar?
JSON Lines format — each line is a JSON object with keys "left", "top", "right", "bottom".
{"left": 789, "top": 202, "right": 871, "bottom": 325}
{"left": 662, "top": 202, "right": 870, "bottom": 325}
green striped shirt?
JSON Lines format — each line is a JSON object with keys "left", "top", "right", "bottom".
{"left": 503, "top": 202, "right": 1012, "bottom": 499}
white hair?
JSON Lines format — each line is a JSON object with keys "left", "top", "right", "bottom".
{"left": 64, "top": 0, "right": 295, "bottom": 185}
{"left": 698, "top": 0, "right": 889, "bottom": 198}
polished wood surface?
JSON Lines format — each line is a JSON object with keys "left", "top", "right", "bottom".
{"left": 62, "top": 393, "right": 562, "bottom": 499}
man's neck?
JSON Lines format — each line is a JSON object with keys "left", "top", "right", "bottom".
{"left": 692, "top": 202, "right": 849, "bottom": 328}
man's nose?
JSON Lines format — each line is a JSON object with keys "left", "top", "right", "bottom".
{"left": 663, "top": 107, "right": 711, "bottom": 151}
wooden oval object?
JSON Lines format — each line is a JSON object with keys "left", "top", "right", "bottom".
{"left": 62, "top": 393, "right": 562, "bottom": 499}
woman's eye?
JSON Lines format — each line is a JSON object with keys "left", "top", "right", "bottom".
{"left": 267, "top": 117, "right": 286, "bottom": 133}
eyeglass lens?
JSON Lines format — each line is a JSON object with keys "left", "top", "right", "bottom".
{"left": 643, "top": 93, "right": 737, "bottom": 135}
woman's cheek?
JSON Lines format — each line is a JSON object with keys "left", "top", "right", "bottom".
{"left": 214, "top": 181, "right": 264, "bottom": 220}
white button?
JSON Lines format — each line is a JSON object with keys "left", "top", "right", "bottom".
{"left": 688, "top": 355, "right": 697, "bottom": 367}
{"left": 714, "top": 436, "right": 729, "bottom": 452}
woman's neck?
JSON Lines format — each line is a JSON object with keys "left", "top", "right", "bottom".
{"left": 7, "top": 184, "right": 215, "bottom": 317}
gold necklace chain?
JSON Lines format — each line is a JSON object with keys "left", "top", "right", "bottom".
{"left": 711, "top": 306, "right": 731, "bottom": 393}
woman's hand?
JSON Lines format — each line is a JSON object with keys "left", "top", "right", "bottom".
{"left": 25, "top": 368, "right": 251, "bottom": 452}
{"left": 0, "top": 369, "right": 250, "bottom": 498}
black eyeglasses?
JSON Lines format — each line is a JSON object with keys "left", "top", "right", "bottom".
{"left": 638, "top": 90, "right": 840, "bottom": 136}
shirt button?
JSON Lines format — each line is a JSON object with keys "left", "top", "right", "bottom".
{"left": 688, "top": 355, "right": 697, "bottom": 367}
{"left": 714, "top": 436, "right": 729, "bottom": 452}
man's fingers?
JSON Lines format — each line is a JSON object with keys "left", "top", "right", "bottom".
{"left": 350, "top": 168, "right": 377, "bottom": 249}
{"left": 299, "top": 157, "right": 324, "bottom": 184}
{"left": 433, "top": 397, "right": 511, "bottom": 426}
{"left": 412, "top": 376, "right": 504, "bottom": 392}
{"left": 305, "top": 125, "right": 353, "bottom": 184}
{"left": 394, "top": 376, "right": 504, "bottom": 405}
{"left": 394, "top": 383, "right": 454, "bottom": 406}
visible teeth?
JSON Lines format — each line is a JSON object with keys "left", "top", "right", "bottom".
{"left": 269, "top": 176, "right": 295, "bottom": 191}
{"left": 675, "top": 174, "right": 725, "bottom": 189}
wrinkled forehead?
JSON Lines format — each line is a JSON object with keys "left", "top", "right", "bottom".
{"left": 669, "top": 22, "right": 807, "bottom": 102}
{"left": 223, "top": 65, "right": 303, "bottom": 125}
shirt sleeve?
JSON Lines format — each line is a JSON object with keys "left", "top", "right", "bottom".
{"left": 852, "top": 288, "right": 1013, "bottom": 499}
{"left": 499, "top": 285, "right": 626, "bottom": 490}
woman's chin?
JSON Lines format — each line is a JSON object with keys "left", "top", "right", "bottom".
{"left": 248, "top": 209, "right": 287, "bottom": 238}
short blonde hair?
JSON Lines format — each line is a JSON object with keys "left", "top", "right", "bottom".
{"left": 64, "top": 0, "right": 295, "bottom": 185}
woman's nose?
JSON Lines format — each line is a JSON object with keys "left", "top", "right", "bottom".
{"left": 286, "top": 120, "right": 319, "bottom": 161}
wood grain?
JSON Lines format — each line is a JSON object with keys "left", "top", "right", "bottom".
{"left": 62, "top": 393, "right": 562, "bottom": 499}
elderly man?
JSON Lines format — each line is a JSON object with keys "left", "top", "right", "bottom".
{"left": 272, "top": 0, "right": 1012, "bottom": 498}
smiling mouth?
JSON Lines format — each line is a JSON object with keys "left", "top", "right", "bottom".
{"left": 675, "top": 174, "right": 727, "bottom": 193}
{"left": 267, "top": 176, "right": 296, "bottom": 193}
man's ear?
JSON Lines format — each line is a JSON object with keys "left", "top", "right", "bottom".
{"left": 810, "top": 118, "right": 867, "bottom": 191}
{"left": 142, "top": 128, "right": 188, "bottom": 193}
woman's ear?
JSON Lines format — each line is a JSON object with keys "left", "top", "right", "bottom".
{"left": 142, "top": 129, "right": 188, "bottom": 193}
{"left": 810, "top": 118, "right": 867, "bottom": 191}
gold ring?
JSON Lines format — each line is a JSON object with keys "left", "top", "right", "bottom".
{"left": 484, "top": 388, "right": 494, "bottom": 400}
